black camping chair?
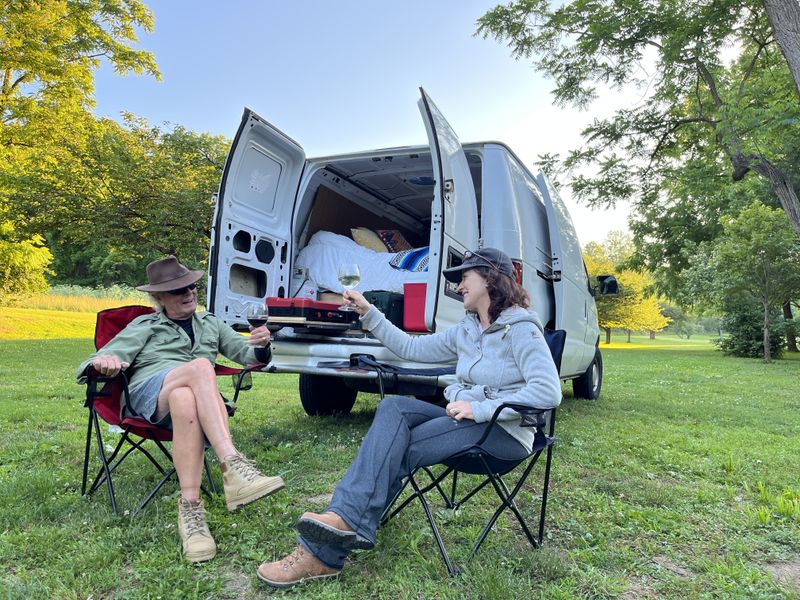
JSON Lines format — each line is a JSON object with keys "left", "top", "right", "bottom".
{"left": 376, "top": 328, "right": 566, "bottom": 576}
{"left": 81, "top": 305, "right": 264, "bottom": 516}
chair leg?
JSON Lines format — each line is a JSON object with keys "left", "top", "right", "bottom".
{"left": 538, "top": 443, "right": 555, "bottom": 545}
{"left": 89, "top": 411, "right": 119, "bottom": 515}
{"left": 82, "top": 411, "right": 94, "bottom": 496}
{"left": 470, "top": 455, "right": 541, "bottom": 558}
{"left": 409, "top": 476, "right": 460, "bottom": 577}
{"left": 132, "top": 467, "right": 177, "bottom": 518}
{"left": 89, "top": 433, "right": 141, "bottom": 494}
{"left": 380, "top": 475, "right": 414, "bottom": 526}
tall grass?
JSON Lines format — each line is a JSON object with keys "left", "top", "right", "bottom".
{"left": 22, "top": 285, "right": 149, "bottom": 313}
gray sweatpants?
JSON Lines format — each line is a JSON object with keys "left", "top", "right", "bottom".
{"left": 300, "top": 395, "right": 527, "bottom": 569}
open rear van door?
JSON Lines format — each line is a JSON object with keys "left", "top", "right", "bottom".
{"left": 417, "top": 88, "right": 479, "bottom": 331}
{"left": 208, "top": 109, "right": 304, "bottom": 325}
{"left": 536, "top": 172, "right": 595, "bottom": 375}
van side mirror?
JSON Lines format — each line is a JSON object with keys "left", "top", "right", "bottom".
{"left": 596, "top": 275, "right": 618, "bottom": 295}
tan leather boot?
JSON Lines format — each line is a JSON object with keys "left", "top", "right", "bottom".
{"left": 222, "top": 453, "right": 284, "bottom": 510}
{"left": 177, "top": 498, "right": 216, "bottom": 562}
{"left": 257, "top": 546, "right": 340, "bottom": 588}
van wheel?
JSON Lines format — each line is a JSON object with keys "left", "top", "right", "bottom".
{"left": 299, "top": 374, "right": 357, "bottom": 416}
{"left": 572, "top": 349, "right": 603, "bottom": 400}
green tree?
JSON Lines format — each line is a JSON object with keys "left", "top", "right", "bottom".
{"left": 661, "top": 302, "right": 701, "bottom": 339}
{"left": 0, "top": 218, "right": 52, "bottom": 303}
{"left": 687, "top": 202, "right": 800, "bottom": 360}
{"left": 0, "top": 0, "right": 158, "bottom": 149}
{"left": 477, "top": 0, "right": 800, "bottom": 236}
{"left": 0, "top": 0, "right": 159, "bottom": 294}
{"left": 584, "top": 234, "right": 669, "bottom": 343}
{"left": 8, "top": 115, "right": 229, "bottom": 286}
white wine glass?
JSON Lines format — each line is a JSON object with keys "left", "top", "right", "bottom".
{"left": 338, "top": 263, "right": 361, "bottom": 311}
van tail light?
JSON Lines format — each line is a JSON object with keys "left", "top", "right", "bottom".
{"left": 512, "top": 260, "right": 523, "bottom": 285}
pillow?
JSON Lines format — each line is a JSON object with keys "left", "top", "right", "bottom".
{"left": 389, "top": 247, "right": 430, "bottom": 272}
{"left": 351, "top": 227, "right": 389, "bottom": 253}
{"left": 376, "top": 229, "right": 412, "bottom": 252}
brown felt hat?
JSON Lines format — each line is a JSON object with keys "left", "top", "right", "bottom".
{"left": 135, "top": 256, "right": 204, "bottom": 292}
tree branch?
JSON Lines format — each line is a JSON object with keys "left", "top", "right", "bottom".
{"left": 737, "top": 36, "right": 771, "bottom": 100}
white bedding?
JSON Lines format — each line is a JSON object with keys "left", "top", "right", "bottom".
{"left": 295, "top": 231, "right": 428, "bottom": 294}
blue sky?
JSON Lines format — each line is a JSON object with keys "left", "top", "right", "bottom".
{"left": 93, "top": 0, "right": 630, "bottom": 244}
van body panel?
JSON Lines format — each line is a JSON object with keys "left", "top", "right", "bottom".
{"left": 479, "top": 145, "right": 555, "bottom": 330}
{"left": 209, "top": 109, "right": 303, "bottom": 323}
{"left": 417, "top": 88, "right": 479, "bottom": 332}
{"left": 537, "top": 172, "right": 596, "bottom": 374}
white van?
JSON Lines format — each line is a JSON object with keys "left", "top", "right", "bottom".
{"left": 208, "top": 89, "right": 614, "bottom": 415}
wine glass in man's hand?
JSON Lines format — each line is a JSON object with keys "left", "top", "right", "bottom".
{"left": 246, "top": 302, "right": 269, "bottom": 328}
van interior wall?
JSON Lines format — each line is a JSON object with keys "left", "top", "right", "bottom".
{"left": 305, "top": 185, "right": 423, "bottom": 246}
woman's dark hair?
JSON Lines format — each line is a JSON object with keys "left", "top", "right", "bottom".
{"left": 472, "top": 266, "right": 530, "bottom": 322}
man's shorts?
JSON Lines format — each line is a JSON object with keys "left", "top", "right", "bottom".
{"left": 128, "top": 367, "right": 173, "bottom": 429}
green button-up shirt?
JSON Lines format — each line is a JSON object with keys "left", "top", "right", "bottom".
{"left": 76, "top": 310, "right": 268, "bottom": 390}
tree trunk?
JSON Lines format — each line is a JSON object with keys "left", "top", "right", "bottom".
{"left": 784, "top": 302, "right": 798, "bottom": 352}
{"left": 763, "top": 0, "right": 800, "bottom": 100}
{"left": 763, "top": 300, "right": 772, "bottom": 362}
{"left": 626, "top": 329, "right": 632, "bottom": 343}
{"left": 749, "top": 156, "right": 800, "bottom": 238}
{"left": 604, "top": 327, "right": 611, "bottom": 344}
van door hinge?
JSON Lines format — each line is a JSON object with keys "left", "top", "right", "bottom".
{"left": 537, "top": 270, "right": 562, "bottom": 282}
{"left": 443, "top": 179, "right": 454, "bottom": 203}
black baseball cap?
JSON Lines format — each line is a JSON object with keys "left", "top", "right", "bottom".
{"left": 442, "top": 248, "right": 515, "bottom": 283}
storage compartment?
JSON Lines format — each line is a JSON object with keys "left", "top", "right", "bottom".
{"left": 266, "top": 298, "right": 359, "bottom": 330}
{"left": 403, "top": 283, "right": 427, "bottom": 332}
{"left": 363, "top": 291, "right": 404, "bottom": 329}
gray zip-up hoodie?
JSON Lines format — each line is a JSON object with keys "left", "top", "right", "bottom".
{"left": 360, "top": 305, "right": 562, "bottom": 451}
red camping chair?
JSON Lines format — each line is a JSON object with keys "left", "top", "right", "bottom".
{"left": 81, "top": 305, "right": 263, "bottom": 516}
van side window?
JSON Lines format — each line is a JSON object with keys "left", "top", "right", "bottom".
{"left": 444, "top": 248, "right": 465, "bottom": 301}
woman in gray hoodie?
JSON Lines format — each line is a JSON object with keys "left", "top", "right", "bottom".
{"left": 258, "top": 248, "right": 563, "bottom": 588}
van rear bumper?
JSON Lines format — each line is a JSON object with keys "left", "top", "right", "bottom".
{"left": 265, "top": 338, "right": 457, "bottom": 388}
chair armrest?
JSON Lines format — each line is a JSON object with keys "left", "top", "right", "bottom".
{"left": 475, "top": 403, "right": 551, "bottom": 447}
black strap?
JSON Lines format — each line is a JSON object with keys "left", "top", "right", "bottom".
{"left": 317, "top": 354, "right": 455, "bottom": 376}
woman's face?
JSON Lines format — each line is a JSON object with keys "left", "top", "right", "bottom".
{"left": 456, "top": 268, "right": 490, "bottom": 313}
{"left": 155, "top": 285, "right": 198, "bottom": 320}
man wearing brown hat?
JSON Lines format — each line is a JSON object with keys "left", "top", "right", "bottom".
{"left": 78, "top": 256, "right": 284, "bottom": 563}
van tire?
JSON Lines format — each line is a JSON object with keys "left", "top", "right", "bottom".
{"left": 572, "top": 349, "right": 603, "bottom": 400}
{"left": 299, "top": 374, "right": 357, "bottom": 416}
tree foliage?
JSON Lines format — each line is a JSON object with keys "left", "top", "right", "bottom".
{"left": 8, "top": 115, "right": 229, "bottom": 286}
{"left": 0, "top": 218, "right": 52, "bottom": 303}
{"left": 584, "top": 232, "right": 670, "bottom": 342}
{"left": 0, "top": 0, "right": 159, "bottom": 295}
{"left": 477, "top": 0, "right": 800, "bottom": 237}
{"left": 660, "top": 302, "right": 702, "bottom": 338}
{"left": 0, "top": 0, "right": 159, "bottom": 148}
{"left": 685, "top": 201, "right": 800, "bottom": 360}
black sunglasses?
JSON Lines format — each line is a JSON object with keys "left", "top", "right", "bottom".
{"left": 463, "top": 250, "right": 501, "bottom": 273}
{"left": 166, "top": 282, "right": 197, "bottom": 296}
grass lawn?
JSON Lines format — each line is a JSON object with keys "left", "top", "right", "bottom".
{"left": 1, "top": 327, "right": 799, "bottom": 598}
